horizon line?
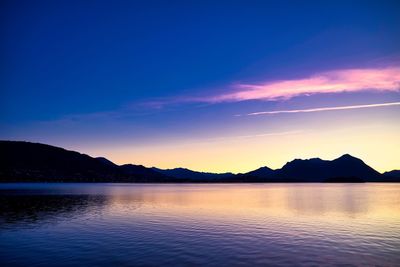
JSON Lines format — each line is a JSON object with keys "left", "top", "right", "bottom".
{"left": 1, "top": 139, "right": 398, "bottom": 174}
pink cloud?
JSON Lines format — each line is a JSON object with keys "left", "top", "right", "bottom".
{"left": 201, "top": 67, "right": 400, "bottom": 103}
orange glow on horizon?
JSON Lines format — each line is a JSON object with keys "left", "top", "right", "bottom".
{"left": 86, "top": 120, "right": 400, "bottom": 174}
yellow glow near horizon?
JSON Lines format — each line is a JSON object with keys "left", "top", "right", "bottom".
{"left": 88, "top": 121, "right": 400, "bottom": 174}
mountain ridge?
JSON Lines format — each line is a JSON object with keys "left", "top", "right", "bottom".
{"left": 0, "top": 140, "right": 398, "bottom": 183}
{"left": 152, "top": 167, "right": 234, "bottom": 181}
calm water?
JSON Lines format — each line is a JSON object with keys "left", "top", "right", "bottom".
{"left": 0, "top": 183, "right": 399, "bottom": 266}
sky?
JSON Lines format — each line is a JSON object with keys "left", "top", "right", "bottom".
{"left": 1, "top": 0, "right": 400, "bottom": 173}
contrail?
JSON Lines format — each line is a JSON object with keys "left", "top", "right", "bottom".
{"left": 245, "top": 101, "right": 400, "bottom": 116}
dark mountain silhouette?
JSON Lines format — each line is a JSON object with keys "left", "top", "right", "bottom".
{"left": 0, "top": 141, "right": 173, "bottom": 182}
{"left": 382, "top": 170, "right": 400, "bottom": 182}
{"left": 96, "top": 157, "right": 117, "bottom": 166}
{"left": 383, "top": 170, "right": 400, "bottom": 178}
{"left": 119, "top": 164, "right": 170, "bottom": 182}
{"left": 0, "top": 140, "right": 398, "bottom": 183}
{"left": 267, "top": 154, "right": 382, "bottom": 182}
{"left": 244, "top": 166, "right": 274, "bottom": 178}
{"left": 152, "top": 167, "right": 234, "bottom": 181}
{"left": 228, "top": 166, "right": 275, "bottom": 182}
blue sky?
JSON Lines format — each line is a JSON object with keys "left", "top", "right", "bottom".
{"left": 1, "top": 0, "right": 400, "bottom": 172}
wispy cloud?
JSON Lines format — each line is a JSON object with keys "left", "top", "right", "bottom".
{"left": 33, "top": 66, "right": 400, "bottom": 125}
{"left": 198, "top": 67, "right": 400, "bottom": 103}
{"left": 240, "top": 101, "right": 400, "bottom": 116}
{"left": 207, "top": 130, "right": 303, "bottom": 141}
{"left": 191, "top": 130, "right": 304, "bottom": 144}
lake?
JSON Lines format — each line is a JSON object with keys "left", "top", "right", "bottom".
{"left": 0, "top": 183, "right": 399, "bottom": 266}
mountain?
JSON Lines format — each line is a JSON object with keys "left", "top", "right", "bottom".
{"left": 228, "top": 166, "right": 275, "bottom": 182}
{"left": 152, "top": 167, "right": 234, "bottom": 181}
{"left": 0, "top": 140, "right": 398, "bottom": 183}
{"left": 0, "top": 141, "right": 171, "bottom": 182}
{"left": 382, "top": 170, "right": 400, "bottom": 182}
{"left": 96, "top": 157, "right": 117, "bottom": 166}
{"left": 383, "top": 170, "right": 400, "bottom": 177}
{"left": 120, "top": 164, "right": 171, "bottom": 182}
{"left": 250, "top": 154, "right": 382, "bottom": 182}
{"left": 245, "top": 166, "right": 274, "bottom": 178}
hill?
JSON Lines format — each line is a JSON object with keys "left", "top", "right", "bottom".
{"left": 0, "top": 141, "right": 172, "bottom": 182}
{"left": 152, "top": 167, "right": 234, "bottom": 181}
{"left": 0, "top": 140, "right": 398, "bottom": 183}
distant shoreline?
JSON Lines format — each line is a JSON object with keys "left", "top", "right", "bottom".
{"left": 1, "top": 141, "right": 399, "bottom": 183}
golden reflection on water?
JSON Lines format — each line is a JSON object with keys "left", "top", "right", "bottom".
{"left": 107, "top": 184, "right": 400, "bottom": 223}
{"left": 1, "top": 183, "right": 399, "bottom": 266}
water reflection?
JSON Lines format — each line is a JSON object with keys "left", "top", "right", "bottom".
{"left": 286, "top": 184, "right": 369, "bottom": 217}
{"left": 0, "top": 194, "right": 107, "bottom": 228}
{"left": 1, "top": 183, "right": 398, "bottom": 226}
{"left": 0, "top": 183, "right": 399, "bottom": 266}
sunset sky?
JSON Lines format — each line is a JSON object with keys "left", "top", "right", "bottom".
{"left": 1, "top": 0, "right": 399, "bottom": 173}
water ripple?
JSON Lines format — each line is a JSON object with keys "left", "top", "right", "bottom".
{"left": 0, "top": 183, "right": 399, "bottom": 266}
